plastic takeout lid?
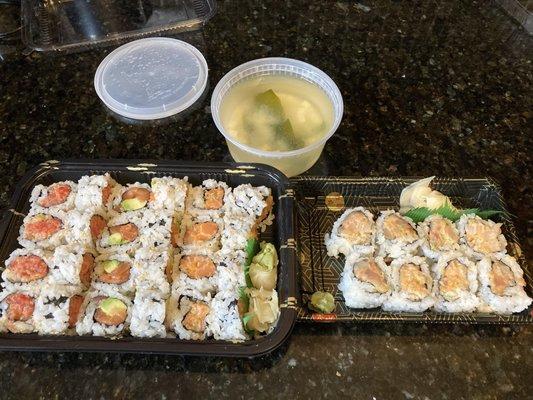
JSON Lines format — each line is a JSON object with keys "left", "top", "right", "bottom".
{"left": 94, "top": 38, "right": 208, "bottom": 120}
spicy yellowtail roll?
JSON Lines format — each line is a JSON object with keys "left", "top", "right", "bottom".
{"left": 97, "top": 214, "right": 141, "bottom": 255}
{"left": 338, "top": 254, "right": 391, "bottom": 309}
{"left": 376, "top": 210, "right": 420, "bottom": 259}
{"left": 457, "top": 214, "right": 507, "bottom": 260}
{"left": 92, "top": 253, "right": 135, "bottom": 296}
{"left": 30, "top": 181, "right": 77, "bottom": 214}
{"left": 33, "top": 285, "right": 85, "bottom": 335}
{"left": 477, "top": 254, "right": 532, "bottom": 314}
{"left": 325, "top": 207, "right": 376, "bottom": 258}
{"left": 18, "top": 210, "right": 67, "bottom": 250}
{"left": 108, "top": 182, "right": 153, "bottom": 218}
{"left": 149, "top": 176, "right": 188, "bottom": 215}
{"left": 3, "top": 248, "right": 52, "bottom": 294}
{"left": 65, "top": 210, "right": 107, "bottom": 250}
{"left": 417, "top": 215, "right": 460, "bottom": 261}
{"left": 432, "top": 252, "right": 479, "bottom": 313}
{"left": 130, "top": 289, "right": 168, "bottom": 338}
{"left": 382, "top": 256, "right": 435, "bottom": 312}
{"left": 76, "top": 290, "right": 132, "bottom": 337}
{"left": 166, "top": 292, "right": 212, "bottom": 340}
{"left": 0, "top": 290, "right": 37, "bottom": 333}
{"left": 50, "top": 245, "right": 95, "bottom": 288}
{"left": 75, "top": 173, "right": 117, "bottom": 214}
{"left": 186, "top": 179, "right": 230, "bottom": 216}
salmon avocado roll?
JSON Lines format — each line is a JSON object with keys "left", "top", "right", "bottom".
{"left": 92, "top": 254, "right": 135, "bottom": 295}
{"left": 97, "top": 214, "right": 141, "bottom": 255}
{"left": 76, "top": 291, "right": 131, "bottom": 337}
{"left": 108, "top": 183, "right": 154, "bottom": 216}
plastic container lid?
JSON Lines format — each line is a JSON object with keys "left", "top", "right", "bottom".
{"left": 94, "top": 38, "right": 208, "bottom": 120}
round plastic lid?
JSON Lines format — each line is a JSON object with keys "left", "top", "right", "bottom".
{"left": 94, "top": 38, "right": 208, "bottom": 120}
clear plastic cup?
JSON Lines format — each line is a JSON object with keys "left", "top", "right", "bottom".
{"left": 210, "top": 57, "right": 343, "bottom": 177}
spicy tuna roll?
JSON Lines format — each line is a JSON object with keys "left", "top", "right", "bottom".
{"left": 432, "top": 252, "right": 479, "bottom": 313}
{"left": 376, "top": 210, "right": 420, "bottom": 258}
{"left": 50, "top": 245, "right": 95, "bottom": 288}
{"left": 33, "top": 285, "right": 84, "bottom": 335}
{"left": 30, "top": 181, "right": 77, "bottom": 214}
{"left": 0, "top": 290, "right": 37, "bottom": 333}
{"left": 325, "top": 207, "right": 376, "bottom": 258}
{"left": 382, "top": 256, "right": 435, "bottom": 312}
{"left": 19, "top": 211, "right": 67, "bottom": 250}
{"left": 75, "top": 173, "right": 117, "bottom": 214}
{"left": 130, "top": 290, "right": 168, "bottom": 338}
{"left": 3, "top": 248, "right": 52, "bottom": 293}
{"left": 418, "top": 215, "right": 461, "bottom": 260}
{"left": 76, "top": 291, "right": 132, "bottom": 337}
{"left": 339, "top": 254, "right": 391, "bottom": 309}
{"left": 477, "top": 254, "right": 532, "bottom": 314}
{"left": 457, "top": 214, "right": 507, "bottom": 259}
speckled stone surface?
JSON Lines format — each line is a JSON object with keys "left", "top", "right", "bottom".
{"left": 0, "top": 1, "right": 532, "bottom": 399}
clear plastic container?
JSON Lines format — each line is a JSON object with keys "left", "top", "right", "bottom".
{"left": 21, "top": 0, "right": 216, "bottom": 52}
{"left": 210, "top": 57, "right": 343, "bottom": 177}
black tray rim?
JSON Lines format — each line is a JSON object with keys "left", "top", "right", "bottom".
{"left": 0, "top": 159, "right": 298, "bottom": 357}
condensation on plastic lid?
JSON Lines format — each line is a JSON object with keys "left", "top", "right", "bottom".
{"left": 94, "top": 38, "right": 208, "bottom": 120}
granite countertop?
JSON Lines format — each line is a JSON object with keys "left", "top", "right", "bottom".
{"left": 0, "top": 1, "right": 532, "bottom": 399}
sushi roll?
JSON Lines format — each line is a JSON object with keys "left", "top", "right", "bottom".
{"left": 33, "top": 285, "right": 84, "bottom": 335}
{"left": 178, "top": 214, "right": 222, "bottom": 253}
{"left": 338, "top": 254, "right": 391, "bottom": 309}
{"left": 130, "top": 289, "right": 168, "bottom": 338}
{"left": 92, "top": 254, "right": 135, "bottom": 295}
{"left": 108, "top": 182, "right": 153, "bottom": 217}
{"left": 220, "top": 214, "right": 257, "bottom": 253}
{"left": 166, "top": 293, "right": 212, "bottom": 340}
{"left": 133, "top": 247, "right": 172, "bottom": 294}
{"left": 382, "top": 255, "right": 435, "bottom": 312}
{"left": 2, "top": 248, "right": 52, "bottom": 293}
{"left": 149, "top": 176, "right": 188, "bottom": 214}
{"left": 65, "top": 210, "right": 107, "bottom": 249}
{"left": 172, "top": 252, "right": 220, "bottom": 298}
{"left": 75, "top": 173, "right": 117, "bottom": 214}
{"left": 457, "top": 214, "right": 507, "bottom": 259}
{"left": 186, "top": 179, "right": 230, "bottom": 216}
{"left": 226, "top": 184, "right": 274, "bottom": 233}
{"left": 477, "top": 254, "right": 532, "bottom": 314}
{"left": 432, "top": 252, "right": 479, "bottom": 313}
{"left": 0, "top": 290, "right": 37, "bottom": 333}
{"left": 325, "top": 207, "right": 376, "bottom": 258}
{"left": 216, "top": 251, "right": 247, "bottom": 293}
{"left": 18, "top": 210, "right": 67, "bottom": 250}
{"left": 207, "top": 290, "right": 248, "bottom": 342}
{"left": 76, "top": 290, "right": 132, "bottom": 337}
{"left": 50, "top": 245, "right": 95, "bottom": 288}
{"left": 29, "top": 181, "right": 77, "bottom": 214}
{"left": 376, "top": 210, "right": 420, "bottom": 258}
{"left": 97, "top": 214, "right": 142, "bottom": 255}
{"left": 418, "top": 215, "right": 460, "bottom": 260}
{"left": 138, "top": 209, "right": 173, "bottom": 250}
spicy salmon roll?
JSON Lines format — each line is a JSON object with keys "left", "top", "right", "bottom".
{"left": 3, "top": 248, "right": 52, "bottom": 293}
{"left": 149, "top": 176, "right": 188, "bottom": 214}
{"left": 167, "top": 293, "right": 212, "bottom": 340}
{"left": 92, "top": 253, "right": 135, "bottom": 295}
{"left": 432, "top": 252, "right": 479, "bottom": 313}
{"left": 76, "top": 291, "right": 132, "bottom": 336}
{"left": 457, "top": 214, "right": 507, "bottom": 259}
{"left": 339, "top": 254, "right": 391, "bottom": 309}
{"left": 477, "top": 254, "right": 532, "bottom": 314}
{"left": 18, "top": 211, "right": 67, "bottom": 250}
{"left": 382, "top": 255, "right": 435, "bottom": 312}
{"left": 186, "top": 180, "right": 230, "bottom": 216}
{"left": 130, "top": 289, "right": 168, "bottom": 338}
{"left": 97, "top": 214, "right": 141, "bottom": 255}
{"left": 50, "top": 245, "right": 95, "bottom": 288}
{"left": 108, "top": 183, "right": 153, "bottom": 217}
{"left": 376, "top": 210, "right": 420, "bottom": 258}
{"left": 30, "top": 181, "right": 77, "bottom": 214}
{"left": 207, "top": 290, "right": 248, "bottom": 341}
{"left": 0, "top": 291, "right": 37, "bottom": 333}
{"left": 325, "top": 207, "right": 376, "bottom": 258}
{"left": 418, "top": 215, "right": 461, "bottom": 260}
{"left": 33, "top": 285, "right": 85, "bottom": 335}
{"left": 64, "top": 210, "right": 107, "bottom": 249}
{"left": 75, "top": 173, "right": 117, "bottom": 214}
